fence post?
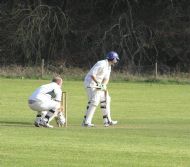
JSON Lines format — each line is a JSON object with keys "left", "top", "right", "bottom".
{"left": 41, "top": 59, "right": 44, "bottom": 78}
{"left": 155, "top": 62, "right": 158, "bottom": 79}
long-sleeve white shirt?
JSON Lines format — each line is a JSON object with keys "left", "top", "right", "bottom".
{"left": 29, "top": 82, "right": 62, "bottom": 102}
{"left": 84, "top": 59, "right": 111, "bottom": 87}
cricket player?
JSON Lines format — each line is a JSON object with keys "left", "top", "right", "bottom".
{"left": 28, "top": 76, "right": 65, "bottom": 128}
{"left": 82, "top": 51, "right": 119, "bottom": 127}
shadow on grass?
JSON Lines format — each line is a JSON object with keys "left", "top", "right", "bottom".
{"left": 0, "top": 120, "right": 32, "bottom": 127}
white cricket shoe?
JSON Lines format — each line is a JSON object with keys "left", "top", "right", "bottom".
{"left": 34, "top": 121, "right": 41, "bottom": 127}
{"left": 104, "top": 120, "right": 118, "bottom": 127}
{"left": 44, "top": 123, "right": 54, "bottom": 128}
{"left": 82, "top": 123, "right": 95, "bottom": 127}
{"left": 104, "top": 123, "right": 110, "bottom": 127}
{"left": 109, "top": 120, "right": 118, "bottom": 125}
{"left": 34, "top": 117, "right": 43, "bottom": 127}
{"left": 39, "top": 118, "right": 54, "bottom": 128}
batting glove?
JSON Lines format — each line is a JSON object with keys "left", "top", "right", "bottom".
{"left": 101, "top": 84, "right": 107, "bottom": 91}
{"left": 96, "top": 82, "right": 102, "bottom": 89}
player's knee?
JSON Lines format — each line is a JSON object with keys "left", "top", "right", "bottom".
{"left": 100, "top": 100, "right": 106, "bottom": 109}
{"left": 90, "top": 100, "right": 99, "bottom": 106}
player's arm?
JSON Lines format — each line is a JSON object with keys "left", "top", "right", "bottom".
{"left": 102, "top": 78, "right": 109, "bottom": 85}
{"left": 90, "top": 62, "right": 102, "bottom": 85}
{"left": 101, "top": 69, "right": 110, "bottom": 90}
{"left": 54, "top": 88, "right": 62, "bottom": 102}
{"left": 91, "top": 75, "right": 99, "bottom": 84}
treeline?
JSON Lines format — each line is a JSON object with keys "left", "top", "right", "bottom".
{"left": 0, "top": 0, "right": 190, "bottom": 72}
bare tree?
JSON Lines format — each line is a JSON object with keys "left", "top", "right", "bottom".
{"left": 102, "top": 0, "right": 158, "bottom": 71}
{"left": 13, "top": 5, "right": 68, "bottom": 65}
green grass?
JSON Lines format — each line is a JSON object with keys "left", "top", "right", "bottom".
{"left": 0, "top": 78, "right": 190, "bottom": 167}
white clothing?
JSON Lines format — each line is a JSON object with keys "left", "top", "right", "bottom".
{"left": 82, "top": 58, "right": 118, "bottom": 126}
{"left": 85, "top": 87, "right": 108, "bottom": 106}
{"left": 29, "top": 82, "right": 62, "bottom": 102}
{"left": 83, "top": 59, "right": 115, "bottom": 125}
{"left": 84, "top": 87, "right": 112, "bottom": 124}
{"left": 28, "top": 99, "right": 60, "bottom": 112}
{"left": 84, "top": 59, "right": 111, "bottom": 88}
{"left": 28, "top": 82, "right": 62, "bottom": 112}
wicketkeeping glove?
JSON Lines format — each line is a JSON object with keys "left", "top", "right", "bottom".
{"left": 56, "top": 112, "right": 65, "bottom": 126}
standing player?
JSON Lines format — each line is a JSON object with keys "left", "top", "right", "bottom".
{"left": 28, "top": 76, "right": 65, "bottom": 128}
{"left": 82, "top": 51, "right": 119, "bottom": 127}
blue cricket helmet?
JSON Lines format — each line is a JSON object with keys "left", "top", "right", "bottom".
{"left": 106, "top": 51, "right": 119, "bottom": 61}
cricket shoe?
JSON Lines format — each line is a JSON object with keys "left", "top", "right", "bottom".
{"left": 104, "top": 120, "right": 118, "bottom": 127}
{"left": 109, "top": 120, "right": 118, "bottom": 125}
{"left": 34, "top": 121, "right": 41, "bottom": 127}
{"left": 34, "top": 117, "right": 44, "bottom": 127}
{"left": 104, "top": 123, "right": 110, "bottom": 127}
{"left": 44, "top": 123, "right": 54, "bottom": 128}
{"left": 39, "top": 118, "right": 54, "bottom": 128}
{"left": 82, "top": 123, "right": 95, "bottom": 127}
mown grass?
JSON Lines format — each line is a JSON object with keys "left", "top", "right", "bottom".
{"left": 0, "top": 78, "right": 190, "bottom": 167}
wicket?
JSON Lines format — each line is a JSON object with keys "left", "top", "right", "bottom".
{"left": 61, "top": 91, "right": 67, "bottom": 127}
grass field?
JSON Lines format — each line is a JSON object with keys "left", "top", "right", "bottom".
{"left": 0, "top": 78, "right": 190, "bottom": 167}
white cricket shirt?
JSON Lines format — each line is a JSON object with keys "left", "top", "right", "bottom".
{"left": 84, "top": 59, "right": 111, "bottom": 87}
{"left": 29, "top": 82, "right": 62, "bottom": 102}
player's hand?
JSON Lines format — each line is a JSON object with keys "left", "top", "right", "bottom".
{"left": 96, "top": 82, "right": 102, "bottom": 89}
{"left": 101, "top": 84, "right": 107, "bottom": 91}
{"left": 58, "top": 107, "right": 64, "bottom": 112}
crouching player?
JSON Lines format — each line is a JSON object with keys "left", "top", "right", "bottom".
{"left": 28, "top": 76, "right": 65, "bottom": 128}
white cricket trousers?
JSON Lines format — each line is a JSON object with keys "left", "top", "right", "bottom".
{"left": 28, "top": 99, "right": 60, "bottom": 112}
{"left": 84, "top": 87, "right": 112, "bottom": 124}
